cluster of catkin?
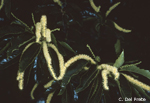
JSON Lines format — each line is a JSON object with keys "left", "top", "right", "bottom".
{"left": 17, "top": 15, "right": 150, "bottom": 94}
{"left": 97, "top": 64, "right": 120, "bottom": 90}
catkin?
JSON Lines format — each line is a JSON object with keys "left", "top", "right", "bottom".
{"left": 89, "top": 0, "right": 101, "bottom": 12}
{"left": 106, "top": 2, "right": 120, "bottom": 17}
{"left": 97, "top": 64, "right": 120, "bottom": 80}
{"left": 102, "top": 70, "right": 110, "bottom": 90}
{"left": 45, "top": 29, "right": 51, "bottom": 42}
{"left": 48, "top": 44, "right": 64, "bottom": 80}
{"left": 0, "top": 0, "right": 4, "bottom": 10}
{"left": 46, "top": 92, "right": 55, "bottom": 103}
{"left": 30, "top": 83, "right": 38, "bottom": 100}
{"left": 16, "top": 72, "right": 24, "bottom": 90}
{"left": 40, "top": 15, "right": 47, "bottom": 37}
{"left": 35, "top": 22, "right": 42, "bottom": 42}
{"left": 43, "top": 41, "right": 58, "bottom": 80}
{"left": 44, "top": 79, "right": 54, "bottom": 88}
{"left": 55, "top": 54, "right": 96, "bottom": 80}
{"left": 113, "top": 22, "right": 132, "bottom": 33}
{"left": 122, "top": 73, "right": 150, "bottom": 92}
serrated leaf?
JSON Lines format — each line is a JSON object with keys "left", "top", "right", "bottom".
{"left": 75, "top": 65, "right": 98, "bottom": 93}
{"left": 132, "top": 87, "right": 143, "bottom": 99}
{"left": 58, "top": 41, "right": 76, "bottom": 54}
{"left": 114, "top": 39, "right": 121, "bottom": 56}
{"left": 59, "top": 60, "right": 89, "bottom": 95}
{"left": 77, "top": 80, "right": 95, "bottom": 103}
{"left": 0, "top": 42, "right": 10, "bottom": 55}
{"left": 62, "top": 83, "right": 76, "bottom": 103}
{"left": 103, "top": 90, "right": 112, "bottom": 103}
{"left": 0, "top": 54, "right": 20, "bottom": 70}
{"left": 106, "top": 2, "right": 120, "bottom": 17}
{"left": 116, "top": 75, "right": 132, "bottom": 103}
{"left": 7, "top": 33, "right": 35, "bottom": 57}
{"left": 131, "top": 83, "right": 150, "bottom": 101}
{"left": 89, "top": 74, "right": 103, "bottom": 103}
{"left": 19, "top": 42, "right": 41, "bottom": 72}
{"left": 4, "top": 0, "right": 11, "bottom": 19}
{"left": 119, "top": 65, "right": 150, "bottom": 80}
{"left": 51, "top": 33, "right": 58, "bottom": 47}
{"left": 113, "top": 50, "right": 124, "bottom": 68}
{"left": 0, "top": 25, "right": 25, "bottom": 38}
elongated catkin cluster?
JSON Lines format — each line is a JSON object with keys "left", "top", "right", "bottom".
{"left": 122, "top": 73, "right": 150, "bottom": 92}
{"left": 97, "top": 64, "right": 120, "bottom": 80}
{"left": 35, "top": 15, "right": 51, "bottom": 43}
{"left": 97, "top": 64, "right": 120, "bottom": 90}
{"left": 16, "top": 72, "right": 24, "bottom": 90}
{"left": 102, "top": 70, "right": 110, "bottom": 90}
{"left": 35, "top": 22, "right": 42, "bottom": 42}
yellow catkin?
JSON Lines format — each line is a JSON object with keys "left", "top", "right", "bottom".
{"left": 113, "top": 22, "right": 132, "bottom": 33}
{"left": 52, "top": 54, "right": 96, "bottom": 80}
{"left": 106, "top": 2, "right": 120, "bottom": 17}
{"left": 89, "top": 0, "right": 101, "bottom": 12}
{"left": 53, "top": 0, "right": 62, "bottom": 6}
{"left": 122, "top": 73, "right": 150, "bottom": 92}
{"left": 43, "top": 41, "right": 58, "bottom": 80}
{"left": 16, "top": 72, "right": 24, "bottom": 90}
{"left": 35, "top": 22, "right": 42, "bottom": 42}
{"left": 45, "top": 29, "right": 51, "bottom": 42}
{"left": 44, "top": 79, "right": 54, "bottom": 88}
{"left": 0, "top": 0, "right": 4, "bottom": 10}
{"left": 65, "top": 54, "right": 96, "bottom": 69}
{"left": 46, "top": 92, "right": 55, "bottom": 103}
{"left": 40, "top": 15, "right": 47, "bottom": 37}
{"left": 30, "top": 83, "right": 38, "bottom": 100}
{"left": 48, "top": 44, "right": 64, "bottom": 80}
{"left": 97, "top": 64, "right": 120, "bottom": 80}
{"left": 102, "top": 70, "right": 110, "bottom": 90}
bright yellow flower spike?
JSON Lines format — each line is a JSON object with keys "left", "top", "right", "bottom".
{"left": 102, "top": 70, "right": 110, "bottom": 90}
{"left": 35, "top": 22, "right": 42, "bottom": 42}
{"left": 16, "top": 72, "right": 24, "bottom": 90}
{"left": 122, "top": 73, "right": 150, "bottom": 92}
{"left": 89, "top": 0, "right": 101, "bottom": 12}
{"left": 45, "top": 29, "right": 51, "bottom": 42}
{"left": 40, "top": 15, "right": 47, "bottom": 37}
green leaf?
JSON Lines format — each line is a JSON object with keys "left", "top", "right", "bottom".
{"left": 105, "top": 2, "right": 120, "bottom": 17}
{"left": 89, "top": 74, "right": 103, "bottom": 103}
{"left": 132, "top": 83, "right": 150, "bottom": 101}
{"left": 0, "top": 25, "right": 25, "bottom": 38}
{"left": 119, "top": 65, "right": 150, "bottom": 80}
{"left": 77, "top": 80, "right": 95, "bottom": 103}
{"left": 0, "top": 42, "right": 10, "bottom": 55}
{"left": 61, "top": 83, "right": 76, "bottom": 103}
{"left": 58, "top": 41, "right": 76, "bottom": 54}
{"left": 7, "top": 33, "right": 35, "bottom": 57}
{"left": 4, "top": 0, "right": 11, "bottom": 19}
{"left": 132, "top": 87, "right": 143, "bottom": 100}
{"left": 19, "top": 42, "right": 41, "bottom": 72}
{"left": 0, "top": 54, "right": 20, "bottom": 70}
{"left": 114, "top": 39, "right": 121, "bottom": 56}
{"left": 48, "top": 46, "right": 60, "bottom": 77}
{"left": 51, "top": 33, "right": 58, "bottom": 47}
{"left": 116, "top": 75, "right": 132, "bottom": 103}
{"left": 113, "top": 50, "right": 124, "bottom": 68}
{"left": 103, "top": 90, "right": 112, "bottom": 103}
{"left": 75, "top": 65, "right": 98, "bottom": 93}
{"left": 59, "top": 60, "right": 89, "bottom": 95}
